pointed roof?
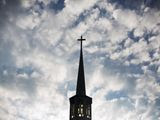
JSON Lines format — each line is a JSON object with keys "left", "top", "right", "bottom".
{"left": 76, "top": 36, "right": 86, "bottom": 96}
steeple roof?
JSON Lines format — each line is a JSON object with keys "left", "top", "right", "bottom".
{"left": 76, "top": 36, "right": 86, "bottom": 96}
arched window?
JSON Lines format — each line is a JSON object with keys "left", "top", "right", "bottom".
{"left": 77, "top": 104, "right": 84, "bottom": 117}
{"left": 71, "top": 104, "right": 75, "bottom": 118}
{"left": 86, "top": 105, "right": 91, "bottom": 118}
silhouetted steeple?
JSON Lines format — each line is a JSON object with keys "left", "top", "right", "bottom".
{"left": 76, "top": 36, "right": 86, "bottom": 96}
{"left": 69, "top": 36, "right": 92, "bottom": 120}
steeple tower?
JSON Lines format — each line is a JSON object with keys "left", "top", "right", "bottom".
{"left": 69, "top": 36, "right": 92, "bottom": 120}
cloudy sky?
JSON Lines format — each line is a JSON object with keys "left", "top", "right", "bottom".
{"left": 0, "top": 0, "right": 160, "bottom": 120}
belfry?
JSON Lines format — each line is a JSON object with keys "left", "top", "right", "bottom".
{"left": 69, "top": 36, "right": 92, "bottom": 120}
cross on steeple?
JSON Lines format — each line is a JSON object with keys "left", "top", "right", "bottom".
{"left": 77, "top": 36, "right": 86, "bottom": 49}
{"left": 77, "top": 36, "right": 86, "bottom": 42}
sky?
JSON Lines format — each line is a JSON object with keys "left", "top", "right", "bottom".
{"left": 0, "top": 0, "right": 160, "bottom": 120}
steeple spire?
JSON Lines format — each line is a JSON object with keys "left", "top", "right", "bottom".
{"left": 76, "top": 36, "right": 86, "bottom": 96}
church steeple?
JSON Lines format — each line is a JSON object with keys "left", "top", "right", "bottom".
{"left": 69, "top": 36, "right": 92, "bottom": 120}
{"left": 76, "top": 36, "right": 86, "bottom": 96}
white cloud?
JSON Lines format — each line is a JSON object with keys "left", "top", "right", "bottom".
{"left": 16, "top": 13, "right": 41, "bottom": 30}
{"left": 113, "top": 9, "right": 140, "bottom": 29}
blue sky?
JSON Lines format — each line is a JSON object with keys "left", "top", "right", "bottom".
{"left": 0, "top": 0, "right": 160, "bottom": 120}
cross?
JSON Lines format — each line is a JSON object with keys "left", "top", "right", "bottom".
{"left": 77, "top": 36, "right": 86, "bottom": 48}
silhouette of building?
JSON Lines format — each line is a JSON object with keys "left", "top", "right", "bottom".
{"left": 69, "top": 36, "right": 92, "bottom": 120}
